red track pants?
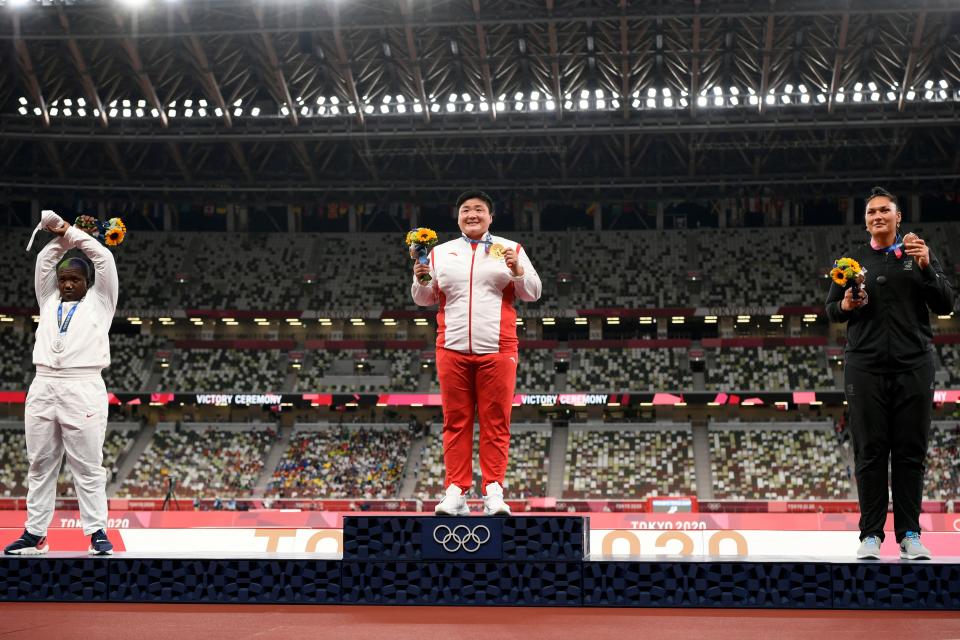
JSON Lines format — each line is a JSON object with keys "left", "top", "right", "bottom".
{"left": 436, "top": 347, "right": 518, "bottom": 495}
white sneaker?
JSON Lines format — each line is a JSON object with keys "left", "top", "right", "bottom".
{"left": 434, "top": 485, "right": 470, "bottom": 516}
{"left": 482, "top": 482, "right": 511, "bottom": 516}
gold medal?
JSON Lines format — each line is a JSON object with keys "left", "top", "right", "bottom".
{"left": 490, "top": 243, "right": 506, "bottom": 259}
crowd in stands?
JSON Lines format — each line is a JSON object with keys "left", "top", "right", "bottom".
{"left": 115, "top": 232, "right": 191, "bottom": 310}
{"left": 0, "top": 329, "right": 32, "bottom": 391}
{"left": 566, "top": 348, "right": 692, "bottom": 391}
{"left": 569, "top": 231, "right": 689, "bottom": 308}
{"left": 414, "top": 428, "right": 551, "bottom": 498}
{"left": 924, "top": 422, "right": 960, "bottom": 501}
{"left": 182, "top": 234, "right": 312, "bottom": 310}
{"left": 515, "top": 350, "right": 557, "bottom": 390}
{"left": 705, "top": 346, "right": 834, "bottom": 391}
{"left": 709, "top": 426, "right": 849, "bottom": 499}
{"left": 563, "top": 427, "right": 696, "bottom": 497}
{"left": 296, "top": 349, "right": 419, "bottom": 392}
{"left": 102, "top": 334, "right": 165, "bottom": 392}
{"left": 267, "top": 425, "right": 411, "bottom": 498}
{"left": 119, "top": 425, "right": 274, "bottom": 497}
{"left": 938, "top": 344, "right": 959, "bottom": 385}
{"left": 159, "top": 348, "right": 287, "bottom": 391}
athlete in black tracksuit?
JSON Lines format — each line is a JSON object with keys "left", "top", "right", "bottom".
{"left": 826, "top": 204, "right": 954, "bottom": 550}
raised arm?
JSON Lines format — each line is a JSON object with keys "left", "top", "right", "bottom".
{"left": 65, "top": 225, "right": 119, "bottom": 314}
{"left": 34, "top": 235, "right": 71, "bottom": 308}
{"left": 411, "top": 248, "right": 439, "bottom": 306}
{"left": 920, "top": 250, "right": 955, "bottom": 315}
{"left": 511, "top": 245, "right": 542, "bottom": 302}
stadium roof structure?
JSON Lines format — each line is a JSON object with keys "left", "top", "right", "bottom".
{"left": 0, "top": 0, "right": 959, "bottom": 201}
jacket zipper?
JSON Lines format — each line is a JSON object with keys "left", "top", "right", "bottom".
{"left": 467, "top": 248, "right": 477, "bottom": 354}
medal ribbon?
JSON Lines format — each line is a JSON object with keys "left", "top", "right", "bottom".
{"left": 870, "top": 233, "right": 903, "bottom": 259}
{"left": 462, "top": 233, "right": 493, "bottom": 254}
{"left": 57, "top": 301, "right": 80, "bottom": 339}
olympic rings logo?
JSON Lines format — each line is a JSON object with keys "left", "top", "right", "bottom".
{"left": 432, "top": 524, "right": 491, "bottom": 553}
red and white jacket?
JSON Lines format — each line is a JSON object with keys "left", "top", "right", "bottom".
{"left": 411, "top": 234, "right": 541, "bottom": 354}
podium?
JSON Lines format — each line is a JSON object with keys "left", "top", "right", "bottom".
{"left": 341, "top": 516, "right": 588, "bottom": 605}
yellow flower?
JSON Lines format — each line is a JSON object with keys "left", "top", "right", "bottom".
{"left": 405, "top": 230, "right": 418, "bottom": 246}
{"left": 105, "top": 227, "right": 125, "bottom": 246}
{"left": 417, "top": 230, "right": 432, "bottom": 242}
{"left": 830, "top": 267, "right": 847, "bottom": 286}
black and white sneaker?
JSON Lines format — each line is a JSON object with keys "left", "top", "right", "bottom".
{"left": 4, "top": 529, "right": 49, "bottom": 555}
{"left": 88, "top": 529, "right": 113, "bottom": 556}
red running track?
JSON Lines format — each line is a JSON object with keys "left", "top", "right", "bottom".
{"left": 0, "top": 603, "right": 957, "bottom": 640}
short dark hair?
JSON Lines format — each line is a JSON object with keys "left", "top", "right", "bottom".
{"left": 866, "top": 186, "right": 898, "bottom": 209}
{"left": 455, "top": 190, "right": 494, "bottom": 215}
{"left": 57, "top": 256, "right": 93, "bottom": 282}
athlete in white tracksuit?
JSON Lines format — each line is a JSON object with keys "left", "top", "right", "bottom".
{"left": 5, "top": 212, "right": 117, "bottom": 555}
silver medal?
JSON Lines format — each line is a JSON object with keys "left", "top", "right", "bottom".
{"left": 51, "top": 337, "right": 65, "bottom": 353}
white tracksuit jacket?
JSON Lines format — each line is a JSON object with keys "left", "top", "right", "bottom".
{"left": 411, "top": 234, "right": 542, "bottom": 354}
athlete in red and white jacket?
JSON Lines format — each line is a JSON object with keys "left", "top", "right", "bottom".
{"left": 411, "top": 191, "right": 541, "bottom": 516}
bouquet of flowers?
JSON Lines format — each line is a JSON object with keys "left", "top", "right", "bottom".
{"left": 405, "top": 227, "right": 439, "bottom": 283}
{"left": 830, "top": 257, "right": 866, "bottom": 300}
{"left": 75, "top": 215, "right": 127, "bottom": 247}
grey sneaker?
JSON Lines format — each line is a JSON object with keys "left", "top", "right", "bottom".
{"left": 899, "top": 531, "right": 931, "bottom": 560}
{"left": 856, "top": 535, "right": 881, "bottom": 559}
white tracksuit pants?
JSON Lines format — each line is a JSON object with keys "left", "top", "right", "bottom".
{"left": 24, "top": 371, "right": 108, "bottom": 536}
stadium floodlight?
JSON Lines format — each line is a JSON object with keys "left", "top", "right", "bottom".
{"left": 122, "top": 99, "right": 131, "bottom": 107}
{"left": 138, "top": 99, "right": 147, "bottom": 108}
{"left": 544, "top": 99, "right": 555, "bottom": 110}
{"left": 135, "top": 108, "right": 143, "bottom": 117}
{"left": 526, "top": 101, "right": 537, "bottom": 111}
{"left": 632, "top": 98, "right": 642, "bottom": 108}
{"left": 764, "top": 94, "right": 775, "bottom": 105}
{"left": 446, "top": 102, "right": 457, "bottom": 112}
{"left": 431, "top": 103, "right": 441, "bottom": 113}
{"left": 233, "top": 108, "right": 242, "bottom": 117}
{"left": 704, "top": 316, "right": 718, "bottom": 323}
{"left": 595, "top": 88, "right": 604, "bottom": 98}
{"left": 18, "top": 96, "right": 28, "bottom": 105}
{"left": 924, "top": 90, "right": 934, "bottom": 100}
{"left": 379, "top": 104, "right": 389, "bottom": 114}
{"left": 867, "top": 81, "right": 877, "bottom": 92}
{"left": 9, "top": 0, "right": 31, "bottom": 7}
{"left": 870, "top": 92, "right": 880, "bottom": 102}
{"left": 63, "top": 98, "right": 73, "bottom": 107}
{"left": 541, "top": 317, "right": 555, "bottom": 325}
{"left": 729, "top": 96, "right": 739, "bottom": 106}
{"left": 214, "top": 107, "right": 223, "bottom": 117}
{"left": 696, "top": 96, "right": 708, "bottom": 107}
{"left": 574, "top": 317, "right": 588, "bottom": 325}
{"left": 183, "top": 99, "right": 193, "bottom": 107}
{"left": 606, "top": 317, "right": 620, "bottom": 325}
{"left": 565, "top": 99, "right": 574, "bottom": 109}
{"left": 197, "top": 100, "right": 206, "bottom": 107}
{"left": 300, "top": 106, "right": 310, "bottom": 116}
{"left": 938, "top": 79, "right": 948, "bottom": 89}
{"left": 662, "top": 87, "right": 672, "bottom": 98}
{"left": 448, "top": 92, "right": 458, "bottom": 103}
{"left": 513, "top": 101, "right": 524, "bottom": 111}
{"left": 835, "top": 92, "right": 845, "bottom": 103}
{"left": 149, "top": 108, "right": 158, "bottom": 117}
{"left": 318, "top": 106, "right": 327, "bottom": 115}
{"left": 578, "top": 99, "right": 588, "bottom": 109}
{"left": 671, "top": 316, "right": 684, "bottom": 324}
{"left": 364, "top": 104, "right": 375, "bottom": 114}
{"left": 799, "top": 94, "right": 810, "bottom": 104}
{"left": 198, "top": 108, "right": 206, "bottom": 117}
{"left": 939, "top": 89, "right": 948, "bottom": 99}
{"left": 329, "top": 96, "right": 340, "bottom": 105}
{"left": 816, "top": 93, "right": 826, "bottom": 103}
{"left": 904, "top": 90, "right": 915, "bottom": 101}
{"left": 167, "top": 109, "right": 176, "bottom": 117}
{"left": 381, "top": 94, "right": 391, "bottom": 104}
{"left": 611, "top": 99, "right": 620, "bottom": 109}
{"left": 580, "top": 89, "right": 590, "bottom": 100}
{"left": 251, "top": 106, "right": 261, "bottom": 116}
{"left": 184, "top": 108, "right": 193, "bottom": 117}
{"left": 18, "top": 106, "right": 27, "bottom": 115}
{"left": 530, "top": 90, "right": 540, "bottom": 100}
{"left": 924, "top": 79, "right": 934, "bottom": 89}
{"left": 729, "top": 86, "right": 739, "bottom": 96}
{"left": 122, "top": 108, "right": 131, "bottom": 117}
{"left": 396, "top": 104, "right": 406, "bottom": 114}
{"left": 712, "top": 86, "right": 722, "bottom": 96}
{"left": 853, "top": 82, "right": 863, "bottom": 92}
{"left": 396, "top": 95, "right": 405, "bottom": 104}
{"left": 647, "top": 88, "right": 657, "bottom": 98}
{"left": 853, "top": 92, "right": 863, "bottom": 102}
{"left": 663, "top": 97, "right": 674, "bottom": 108}
{"left": 596, "top": 99, "right": 605, "bottom": 109}
{"left": 713, "top": 96, "right": 723, "bottom": 107}
{"left": 346, "top": 105, "right": 356, "bottom": 114}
